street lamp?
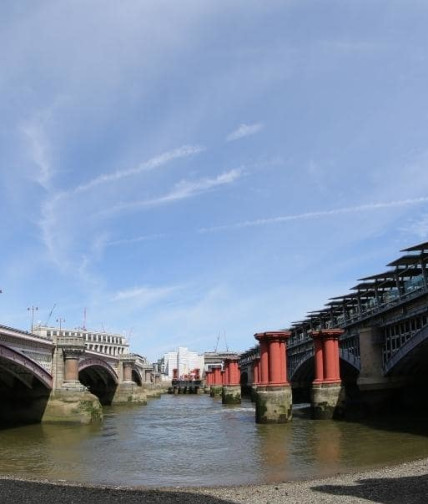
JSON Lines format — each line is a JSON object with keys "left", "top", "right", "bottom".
{"left": 27, "top": 306, "right": 38, "bottom": 332}
{"left": 56, "top": 317, "right": 65, "bottom": 336}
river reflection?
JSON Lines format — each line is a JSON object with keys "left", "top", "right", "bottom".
{"left": 1, "top": 395, "right": 428, "bottom": 487}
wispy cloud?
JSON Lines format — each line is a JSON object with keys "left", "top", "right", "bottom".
{"left": 199, "top": 196, "right": 428, "bottom": 233}
{"left": 113, "top": 285, "right": 181, "bottom": 306}
{"left": 73, "top": 144, "right": 205, "bottom": 194}
{"left": 102, "top": 168, "right": 243, "bottom": 216}
{"left": 108, "top": 233, "right": 166, "bottom": 247}
{"left": 21, "top": 120, "right": 53, "bottom": 190}
{"left": 226, "top": 123, "right": 264, "bottom": 142}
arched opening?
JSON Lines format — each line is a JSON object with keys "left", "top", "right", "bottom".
{"left": 132, "top": 369, "right": 143, "bottom": 386}
{"left": 78, "top": 360, "right": 118, "bottom": 405}
{"left": 0, "top": 350, "right": 52, "bottom": 427}
{"left": 384, "top": 336, "right": 428, "bottom": 414}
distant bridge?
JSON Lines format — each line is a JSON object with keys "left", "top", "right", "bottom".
{"left": 0, "top": 324, "right": 155, "bottom": 425}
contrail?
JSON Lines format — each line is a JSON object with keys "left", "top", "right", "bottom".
{"left": 198, "top": 196, "right": 428, "bottom": 233}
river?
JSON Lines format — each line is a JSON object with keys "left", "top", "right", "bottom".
{"left": 1, "top": 394, "right": 428, "bottom": 487}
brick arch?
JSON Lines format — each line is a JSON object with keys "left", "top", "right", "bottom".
{"left": 78, "top": 357, "right": 119, "bottom": 384}
{"left": 0, "top": 343, "right": 53, "bottom": 389}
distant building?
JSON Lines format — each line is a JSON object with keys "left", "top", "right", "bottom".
{"left": 160, "top": 346, "right": 204, "bottom": 379}
{"left": 33, "top": 325, "right": 130, "bottom": 357}
{"left": 204, "top": 351, "right": 241, "bottom": 372}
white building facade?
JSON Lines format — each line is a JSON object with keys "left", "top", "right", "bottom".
{"left": 33, "top": 325, "right": 130, "bottom": 357}
{"left": 162, "top": 346, "right": 204, "bottom": 379}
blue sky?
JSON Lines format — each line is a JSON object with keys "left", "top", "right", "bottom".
{"left": 2, "top": 1, "right": 428, "bottom": 362}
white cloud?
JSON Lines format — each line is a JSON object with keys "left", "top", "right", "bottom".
{"left": 226, "top": 122, "right": 264, "bottom": 142}
{"left": 113, "top": 285, "right": 181, "bottom": 307}
{"left": 73, "top": 144, "right": 205, "bottom": 194}
{"left": 102, "top": 168, "right": 243, "bottom": 216}
{"left": 21, "top": 119, "right": 53, "bottom": 190}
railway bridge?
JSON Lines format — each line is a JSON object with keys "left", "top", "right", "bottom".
{"left": 0, "top": 325, "right": 155, "bottom": 426}
{"left": 239, "top": 241, "right": 428, "bottom": 422}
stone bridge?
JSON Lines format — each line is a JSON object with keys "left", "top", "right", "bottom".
{"left": 239, "top": 240, "right": 428, "bottom": 421}
{"left": 0, "top": 325, "right": 156, "bottom": 426}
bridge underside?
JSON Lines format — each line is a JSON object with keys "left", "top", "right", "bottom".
{"left": 290, "top": 356, "right": 360, "bottom": 404}
{"left": 384, "top": 337, "right": 428, "bottom": 414}
{"left": 0, "top": 357, "right": 51, "bottom": 427}
{"left": 79, "top": 366, "right": 118, "bottom": 405}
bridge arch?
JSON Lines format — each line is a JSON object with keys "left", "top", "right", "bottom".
{"left": 384, "top": 324, "right": 428, "bottom": 376}
{"left": 0, "top": 344, "right": 52, "bottom": 389}
{"left": 290, "top": 351, "right": 360, "bottom": 384}
{"left": 131, "top": 368, "right": 143, "bottom": 386}
{"left": 0, "top": 344, "right": 52, "bottom": 426}
{"left": 78, "top": 358, "right": 118, "bottom": 405}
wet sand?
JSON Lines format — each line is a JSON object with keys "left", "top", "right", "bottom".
{"left": 1, "top": 457, "right": 428, "bottom": 504}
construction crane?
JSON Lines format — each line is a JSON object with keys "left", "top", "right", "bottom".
{"left": 45, "top": 304, "right": 56, "bottom": 326}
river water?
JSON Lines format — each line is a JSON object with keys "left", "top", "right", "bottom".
{"left": 1, "top": 394, "right": 428, "bottom": 487}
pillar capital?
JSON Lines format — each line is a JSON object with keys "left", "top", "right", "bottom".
{"left": 254, "top": 331, "right": 291, "bottom": 342}
{"left": 309, "top": 329, "right": 344, "bottom": 340}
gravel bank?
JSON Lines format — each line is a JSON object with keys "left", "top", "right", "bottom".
{"left": 1, "top": 458, "right": 428, "bottom": 503}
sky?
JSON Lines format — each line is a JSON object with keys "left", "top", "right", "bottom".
{"left": 2, "top": 1, "right": 428, "bottom": 362}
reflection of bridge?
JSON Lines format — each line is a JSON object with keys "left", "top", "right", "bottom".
{"left": 239, "top": 241, "right": 428, "bottom": 421}
{"left": 0, "top": 325, "right": 157, "bottom": 426}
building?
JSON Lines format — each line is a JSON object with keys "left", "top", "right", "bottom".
{"left": 160, "top": 346, "right": 204, "bottom": 379}
{"left": 32, "top": 325, "right": 130, "bottom": 357}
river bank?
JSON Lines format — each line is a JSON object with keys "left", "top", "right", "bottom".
{"left": 1, "top": 457, "right": 428, "bottom": 504}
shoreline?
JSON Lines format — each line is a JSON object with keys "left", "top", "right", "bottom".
{"left": 1, "top": 457, "right": 428, "bottom": 503}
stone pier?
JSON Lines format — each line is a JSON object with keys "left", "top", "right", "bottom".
{"left": 112, "top": 356, "right": 147, "bottom": 405}
{"left": 222, "top": 358, "right": 241, "bottom": 404}
{"left": 43, "top": 337, "right": 103, "bottom": 424}
{"left": 254, "top": 331, "right": 292, "bottom": 424}
{"left": 310, "top": 329, "right": 345, "bottom": 420}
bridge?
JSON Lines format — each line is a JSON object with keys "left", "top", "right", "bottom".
{"left": 0, "top": 324, "right": 157, "bottom": 426}
{"left": 238, "top": 240, "right": 428, "bottom": 422}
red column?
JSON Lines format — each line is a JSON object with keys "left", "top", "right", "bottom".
{"left": 213, "top": 367, "right": 222, "bottom": 385}
{"left": 255, "top": 331, "right": 290, "bottom": 386}
{"left": 312, "top": 335, "right": 324, "bottom": 383}
{"left": 255, "top": 335, "right": 269, "bottom": 385}
{"left": 310, "top": 329, "right": 343, "bottom": 384}
{"left": 227, "top": 359, "right": 240, "bottom": 386}
{"left": 252, "top": 358, "right": 260, "bottom": 385}
{"left": 221, "top": 370, "right": 225, "bottom": 385}
{"left": 173, "top": 368, "right": 178, "bottom": 379}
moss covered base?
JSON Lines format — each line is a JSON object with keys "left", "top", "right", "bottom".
{"left": 112, "top": 382, "right": 148, "bottom": 405}
{"left": 210, "top": 385, "right": 223, "bottom": 397}
{"left": 42, "top": 389, "right": 103, "bottom": 424}
{"left": 222, "top": 385, "right": 241, "bottom": 404}
{"left": 255, "top": 385, "right": 292, "bottom": 424}
{"left": 311, "top": 382, "right": 345, "bottom": 420}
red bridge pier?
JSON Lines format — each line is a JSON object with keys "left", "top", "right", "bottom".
{"left": 222, "top": 358, "right": 241, "bottom": 404}
{"left": 254, "top": 331, "right": 292, "bottom": 423}
{"left": 310, "top": 329, "right": 345, "bottom": 419}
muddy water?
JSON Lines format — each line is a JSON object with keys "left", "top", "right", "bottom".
{"left": 1, "top": 394, "right": 428, "bottom": 487}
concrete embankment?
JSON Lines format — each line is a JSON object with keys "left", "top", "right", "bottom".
{"left": 1, "top": 457, "right": 428, "bottom": 503}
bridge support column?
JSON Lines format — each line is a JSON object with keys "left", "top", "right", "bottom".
{"left": 222, "top": 358, "right": 241, "bottom": 404}
{"left": 210, "top": 366, "right": 223, "bottom": 397}
{"left": 43, "top": 340, "right": 103, "bottom": 424}
{"left": 250, "top": 357, "right": 260, "bottom": 402}
{"left": 310, "top": 329, "right": 345, "bottom": 420}
{"left": 254, "top": 331, "right": 292, "bottom": 424}
{"left": 112, "top": 356, "right": 147, "bottom": 404}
